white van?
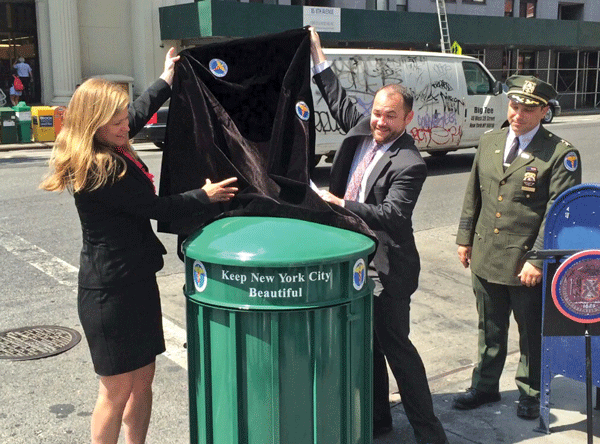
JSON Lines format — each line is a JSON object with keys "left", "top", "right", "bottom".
{"left": 314, "top": 49, "right": 508, "bottom": 161}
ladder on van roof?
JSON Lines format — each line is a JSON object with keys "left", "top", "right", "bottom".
{"left": 436, "top": 0, "right": 452, "bottom": 53}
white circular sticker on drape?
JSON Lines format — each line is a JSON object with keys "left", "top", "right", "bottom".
{"left": 209, "top": 59, "right": 228, "bottom": 78}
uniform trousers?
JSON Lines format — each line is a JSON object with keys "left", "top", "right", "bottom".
{"left": 373, "top": 286, "right": 447, "bottom": 444}
{"left": 470, "top": 273, "right": 543, "bottom": 398}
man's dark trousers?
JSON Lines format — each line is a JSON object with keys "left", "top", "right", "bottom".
{"left": 373, "top": 282, "right": 447, "bottom": 444}
{"left": 470, "top": 273, "right": 542, "bottom": 397}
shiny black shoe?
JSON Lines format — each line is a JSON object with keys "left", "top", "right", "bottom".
{"left": 452, "top": 387, "right": 501, "bottom": 410}
{"left": 517, "top": 395, "right": 540, "bottom": 420}
{"left": 373, "top": 420, "right": 393, "bottom": 438}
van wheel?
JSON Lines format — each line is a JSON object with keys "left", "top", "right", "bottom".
{"left": 542, "top": 106, "right": 554, "bottom": 124}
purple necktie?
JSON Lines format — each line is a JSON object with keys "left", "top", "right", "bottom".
{"left": 344, "top": 140, "right": 382, "bottom": 201}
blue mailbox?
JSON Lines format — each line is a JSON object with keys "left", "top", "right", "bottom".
{"left": 539, "top": 183, "right": 600, "bottom": 433}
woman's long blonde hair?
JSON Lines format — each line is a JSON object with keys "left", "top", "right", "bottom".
{"left": 40, "top": 77, "right": 134, "bottom": 193}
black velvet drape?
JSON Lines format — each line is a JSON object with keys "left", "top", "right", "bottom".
{"left": 158, "top": 28, "right": 374, "bottom": 248}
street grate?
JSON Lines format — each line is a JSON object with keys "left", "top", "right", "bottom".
{"left": 0, "top": 326, "right": 81, "bottom": 361}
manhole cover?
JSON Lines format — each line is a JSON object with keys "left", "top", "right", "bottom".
{"left": 0, "top": 326, "right": 81, "bottom": 361}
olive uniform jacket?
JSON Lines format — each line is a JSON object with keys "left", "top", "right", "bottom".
{"left": 456, "top": 126, "right": 581, "bottom": 286}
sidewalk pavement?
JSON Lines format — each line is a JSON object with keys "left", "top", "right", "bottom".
{"left": 375, "top": 225, "right": 600, "bottom": 443}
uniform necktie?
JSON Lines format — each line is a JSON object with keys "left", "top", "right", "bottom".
{"left": 504, "top": 136, "right": 520, "bottom": 171}
{"left": 344, "top": 139, "right": 382, "bottom": 201}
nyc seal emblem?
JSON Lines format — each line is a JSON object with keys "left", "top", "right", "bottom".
{"left": 552, "top": 250, "right": 600, "bottom": 323}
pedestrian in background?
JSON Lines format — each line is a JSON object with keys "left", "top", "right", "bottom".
{"left": 309, "top": 28, "right": 448, "bottom": 444}
{"left": 453, "top": 75, "right": 581, "bottom": 420}
{"left": 40, "top": 48, "right": 238, "bottom": 444}
{"left": 9, "top": 68, "right": 22, "bottom": 106}
{"left": 13, "top": 57, "right": 32, "bottom": 102}
{"left": 9, "top": 84, "right": 21, "bottom": 106}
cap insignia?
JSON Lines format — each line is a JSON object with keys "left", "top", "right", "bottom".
{"left": 522, "top": 80, "right": 536, "bottom": 95}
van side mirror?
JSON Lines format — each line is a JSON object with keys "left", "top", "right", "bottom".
{"left": 492, "top": 80, "right": 502, "bottom": 96}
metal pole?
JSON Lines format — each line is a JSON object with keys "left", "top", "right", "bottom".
{"left": 557, "top": 52, "right": 561, "bottom": 104}
{"left": 547, "top": 49, "right": 551, "bottom": 84}
{"left": 575, "top": 50, "right": 580, "bottom": 110}
{"left": 596, "top": 51, "right": 599, "bottom": 108}
{"left": 586, "top": 329, "right": 593, "bottom": 444}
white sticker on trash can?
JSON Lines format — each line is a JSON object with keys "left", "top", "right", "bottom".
{"left": 352, "top": 258, "right": 366, "bottom": 291}
{"left": 193, "top": 260, "right": 208, "bottom": 292}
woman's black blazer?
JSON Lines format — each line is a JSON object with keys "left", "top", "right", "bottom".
{"left": 75, "top": 79, "right": 209, "bottom": 289}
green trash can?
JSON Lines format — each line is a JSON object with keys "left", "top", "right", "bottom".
{"left": 0, "top": 107, "right": 18, "bottom": 144}
{"left": 12, "top": 101, "right": 31, "bottom": 143}
{"left": 183, "top": 216, "right": 376, "bottom": 444}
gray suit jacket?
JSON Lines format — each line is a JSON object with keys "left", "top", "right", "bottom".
{"left": 314, "top": 67, "right": 427, "bottom": 297}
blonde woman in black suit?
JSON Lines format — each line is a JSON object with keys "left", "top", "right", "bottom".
{"left": 40, "top": 49, "right": 237, "bottom": 444}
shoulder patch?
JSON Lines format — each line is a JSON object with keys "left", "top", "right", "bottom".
{"left": 564, "top": 151, "right": 579, "bottom": 172}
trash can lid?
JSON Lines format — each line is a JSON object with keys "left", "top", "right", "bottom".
{"left": 183, "top": 216, "right": 375, "bottom": 266}
{"left": 12, "top": 102, "right": 30, "bottom": 111}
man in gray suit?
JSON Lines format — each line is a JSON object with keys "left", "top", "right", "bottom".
{"left": 310, "top": 28, "right": 448, "bottom": 444}
{"left": 453, "top": 75, "right": 581, "bottom": 419}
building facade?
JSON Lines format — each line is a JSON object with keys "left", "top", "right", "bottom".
{"left": 1, "top": 0, "right": 600, "bottom": 109}
{"left": 0, "top": 0, "right": 183, "bottom": 106}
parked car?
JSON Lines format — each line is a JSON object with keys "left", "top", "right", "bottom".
{"left": 502, "top": 83, "right": 560, "bottom": 124}
{"left": 542, "top": 98, "right": 561, "bottom": 123}
{"left": 132, "top": 106, "right": 168, "bottom": 148}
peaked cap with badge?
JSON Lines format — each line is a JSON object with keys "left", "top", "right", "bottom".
{"left": 157, "top": 28, "right": 374, "bottom": 248}
{"left": 505, "top": 75, "right": 557, "bottom": 106}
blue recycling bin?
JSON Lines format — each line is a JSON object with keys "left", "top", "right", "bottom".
{"left": 538, "top": 183, "right": 600, "bottom": 432}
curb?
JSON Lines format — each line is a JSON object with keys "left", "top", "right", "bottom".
{"left": 0, "top": 142, "right": 53, "bottom": 151}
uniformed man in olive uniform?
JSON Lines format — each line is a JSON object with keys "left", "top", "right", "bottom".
{"left": 453, "top": 75, "right": 582, "bottom": 419}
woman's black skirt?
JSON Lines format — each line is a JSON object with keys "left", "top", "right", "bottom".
{"left": 78, "top": 278, "right": 165, "bottom": 376}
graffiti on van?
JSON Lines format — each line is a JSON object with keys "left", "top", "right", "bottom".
{"left": 313, "top": 55, "right": 467, "bottom": 150}
{"left": 315, "top": 111, "right": 346, "bottom": 135}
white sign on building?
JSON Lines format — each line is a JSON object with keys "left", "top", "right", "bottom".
{"left": 303, "top": 7, "right": 341, "bottom": 33}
